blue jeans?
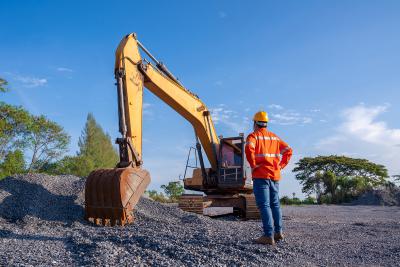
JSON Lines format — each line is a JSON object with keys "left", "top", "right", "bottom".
{"left": 253, "top": 178, "right": 282, "bottom": 237}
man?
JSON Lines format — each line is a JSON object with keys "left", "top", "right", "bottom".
{"left": 245, "top": 111, "right": 293, "bottom": 245}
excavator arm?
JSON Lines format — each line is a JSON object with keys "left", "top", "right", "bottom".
{"left": 114, "top": 33, "right": 219, "bottom": 171}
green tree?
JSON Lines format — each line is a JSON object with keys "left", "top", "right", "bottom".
{"left": 146, "top": 190, "right": 169, "bottom": 203}
{"left": 161, "top": 181, "right": 184, "bottom": 201}
{"left": 75, "top": 113, "right": 118, "bottom": 176}
{"left": 0, "top": 78, "right": 8, "bottom": 93}
{"left": 0, "top": 150, "right": 25, "bottom": 179}
{"left": 0, "top": 102, "right": 31, "bottom": 161}
{"left": 25, "top": 115, "right": 70, "bottom": 172}
{"left": 280, "top": 196, "right": 291, "bottom": 205}
{"left": 40, "top": 155, "right": 95, "bottom": 176}
{"left": 302, "top": 196, "right": 317, "bottom": 205}
{"left": 293, "top": 155, "right": 389, "bottom": 204}
{"left": 0, "top": 77, "right": 71, "bottom": 174}
{"left": 280, "top": 195, "right": 314, "bottom": 205}
{"left": 67, "top": 156, "right": 95, "bottom": 177}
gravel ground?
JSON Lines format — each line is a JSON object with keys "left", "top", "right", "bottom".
{"left": 1, "top": 174, "right": 400, "bottom": 266}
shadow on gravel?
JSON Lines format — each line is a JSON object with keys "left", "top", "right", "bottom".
{"left": 0, "top": 229, "right": 64, "bottom": 242}
{"left": 0, "top": 177, "right": 83, "bottom": 224}
{"left": 0, "top": 228, "right": 97, "bottom": 266}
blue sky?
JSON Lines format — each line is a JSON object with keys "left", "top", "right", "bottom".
{"left": 1, "top": 1, "right": 400, "bottom": 197}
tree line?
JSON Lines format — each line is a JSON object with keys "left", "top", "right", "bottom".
{"left": 0, "top": 77, "right": 118, "bottom": 179}
{"left": 1, "top": 77, "right": 399, "bottom": 204}
{"left": 1, "top": 77, "right": 184, "bottom": 201}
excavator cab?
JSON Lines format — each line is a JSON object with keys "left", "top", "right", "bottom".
{"left": 180, "top": 135, "right": 257, "bottom": 219}
{"left": 183, "top": 134, "right": 253, "bottom": 193}
{"left": 217, "top": 135, "right": 249, "bottom": 190}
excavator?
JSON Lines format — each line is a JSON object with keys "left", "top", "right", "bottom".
{"left": 84, "top": 33, "right": 259, "bottom": 226}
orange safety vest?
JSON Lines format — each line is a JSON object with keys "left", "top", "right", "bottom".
{"left": 245, "top": 128, "right": 292, "bottom": 181}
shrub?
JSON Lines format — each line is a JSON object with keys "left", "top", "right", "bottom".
{"left": 302, "top": 196, "right": 317, "bottom": 205}
{"left": 146, "top": 190, "right": 170, "bottom": 203}
{"left": 0, "top": 150, "right": 26, "bottom": 179}
{"left": 161, "top": 181, "right": 184, "bottom": 202}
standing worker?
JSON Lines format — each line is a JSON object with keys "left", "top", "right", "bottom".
{"left": 245, "top": 111, "right": 293, "bottom": 245}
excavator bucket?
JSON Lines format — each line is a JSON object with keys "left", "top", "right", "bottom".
{"left": 84, "top": 167, "right": 150, "bottom": 226}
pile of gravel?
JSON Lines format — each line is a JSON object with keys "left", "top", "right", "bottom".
{"left": 0, "top": 174, "right": 85, "bottom": 223}
{"left": 1, "top": 174, "right": 400, "bottom": 266}
{"left": 351, "top": 186, "right": 400, "bottom": 206}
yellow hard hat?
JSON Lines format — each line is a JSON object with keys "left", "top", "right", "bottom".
{"left": 253, "top": 111, "right": 269, "bottom": 122}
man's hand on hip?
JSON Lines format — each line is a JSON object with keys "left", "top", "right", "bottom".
{"left": 251, "top": 164, "right": 261, "bottom": 172}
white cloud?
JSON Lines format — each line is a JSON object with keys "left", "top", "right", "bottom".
{"left": 270, "top": 111, "right": 312, "bottom": 125}
{"left": 268, "top": 104, "right": 283, "bottom": 110}
{"left": 341, "top": 104, "right": 400, "bottom": 144}
{"left": 57, "top": 67, "right": 73, "bottom": 72}
{"left": 210, "top": 104, "right": 249, "bottom": 134}
{"left": 212, "top": 103, "right": 314, "bottom": 130}
{"left": 265, "top": 104, "right": 313, "bottom": 125}
{"left": 316, "top": 103, "right": 400, "bottom": 175}
{"left": 13, "top": 74, "right": 47, "bottom": 88}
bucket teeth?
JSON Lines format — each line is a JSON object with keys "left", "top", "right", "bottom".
{"left": 84, "top": 167, "right": 150, "bottom": 226}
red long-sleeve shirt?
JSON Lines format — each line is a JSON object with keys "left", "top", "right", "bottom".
{"left": 245, "top": 128, "right": 292, "bottom": 181}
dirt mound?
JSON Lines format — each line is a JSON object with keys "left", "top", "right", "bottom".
{"left": 351, "top": 186, "right": 400, "bottom": 206}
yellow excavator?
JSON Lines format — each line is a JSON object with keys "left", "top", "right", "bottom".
{"left": 84, "top": 33, "right": 259, "bottom": 226}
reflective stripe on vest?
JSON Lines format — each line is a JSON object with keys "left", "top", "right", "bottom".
{"left": 255, "top": 136, "right": 280, "bottom": 141}
{"left": 255, "top": 153, "right": 280, "bottom": 158}
{"left": 246, "top": 141, "right": 255, "bottom": 147}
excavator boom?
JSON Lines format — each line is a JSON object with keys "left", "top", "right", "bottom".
{"left": 114, "top": 33, "right": 220, "bottom": 170}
